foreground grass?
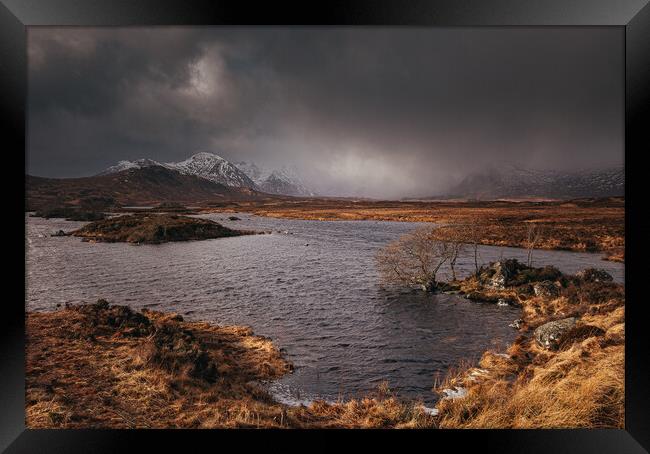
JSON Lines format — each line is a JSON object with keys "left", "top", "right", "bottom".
{"left": 203, "top": 197, "right": 624, "bottom": 260}
{"left": 433, "top": 264, "right": 625, "bottom": 428}
{"left": 26, "top": 301, "right": 435, "bottom": 428}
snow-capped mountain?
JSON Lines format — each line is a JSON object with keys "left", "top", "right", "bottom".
{"left": 98, "top": 152, "right": 314, "bottom": 196}
{"left": 444, "top": 165, "right": 624, "bottom": 200}
{"left": 234, "top": 161, "right": 314, "bottom": 196}
{"left": 99, "top": 152, "right": 256, "bottom": 189}
{"left": 169, "top": 152, "right": 256, "bottom": 188}
{"left": 98, "top": 158, "right": 164, "bottom": 175}
{"left": 233, "top": 161, "right": 267, "bottom": 184}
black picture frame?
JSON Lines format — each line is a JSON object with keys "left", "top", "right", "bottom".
{"left": 2, "top": 0, "right": 649, "bottom": 451}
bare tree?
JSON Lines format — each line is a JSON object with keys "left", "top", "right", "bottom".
{"left": 376, "top": 227, "right": 453, "bottom": 292}
{"left": 458, "top": 220, "right": 482, "bottom": 276}
{"left": 444, "top": 232, "right": 466, "bottom": 281}
{"left": 524, "top": 223, "right": 543, "bottom": 266}
{"left": 432, "top": 220, "right": 482, "bottom": 278}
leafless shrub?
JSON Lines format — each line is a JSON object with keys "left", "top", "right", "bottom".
{"left": 524, "top": 223, "right": 544, "bottom": 267}
{"left": 452, "top": 221, "right": 483, "bottom": 277}
{"left": 376, "top": 227, "right": 453, "bottom": 291}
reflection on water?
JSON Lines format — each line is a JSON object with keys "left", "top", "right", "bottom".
{"left": 26, "top": 212, "right": 623, "bottom": 404}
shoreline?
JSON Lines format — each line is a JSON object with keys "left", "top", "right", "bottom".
{"left": 198, "top": 198, "right": 624, "bottom": 262}
{"left": 26, "top": 258, "right": 624, "bottom": 429}
{"left": 433, "top": 262, "right": 625, "bottom": 428}
{"left": 26, "top": 301, "right": 437, "bottom": 428}
{"left": 28, "top": 196, "right": 625, "bottom": 261}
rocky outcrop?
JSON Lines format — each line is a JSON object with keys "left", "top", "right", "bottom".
{"left": 576, "top": 268, "right": 613, "bottom": 283}
{"left": 534, "top": 317, "right": 577, "bottom": 350}
{"left": 478, "top": 259, "right": 528, "bottom": 289}
{"left": 533, "top": 281, "right": 560, "bottom": 298}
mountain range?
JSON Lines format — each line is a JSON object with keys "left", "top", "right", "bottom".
{"left": 27, "top": 165, "right": 265, "bottom": 211}
{"left": 99, "top": 152, "right": 314, "bottom": 197}
{"left": 439, "top": 165, "right": 624, "bottom": 200}
{"left": 27, "top": 153, "right": 624, "bottom": 211}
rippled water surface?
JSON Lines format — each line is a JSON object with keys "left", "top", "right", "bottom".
{"left": 26, "top": 213, "right": 624, "bottom": 405}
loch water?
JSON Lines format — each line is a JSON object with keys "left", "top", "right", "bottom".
{"left": 26, "top": 213, "right": 623, "bottom": 405}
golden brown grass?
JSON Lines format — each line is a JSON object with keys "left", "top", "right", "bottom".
{"left": 434, "top": 271, "right": 625, "bottom": 429}
{"left": 203, "top": 197, "right": 624, "bottom": 259}
{"left": 26, "top": 302, "right": 436, "bottom": 429}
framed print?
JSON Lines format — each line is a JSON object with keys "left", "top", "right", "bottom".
{"left": 2, "top": 0, "right": 650, "bottom": 451}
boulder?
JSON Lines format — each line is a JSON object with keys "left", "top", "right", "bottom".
{"left": 509, "top": 319, "right": 524, "bottom": 329}
{"left": 534, "top": 317, "right": 577, "bottom": 350}
{"left": 479, "top": 259, "right": 527, "bottom": 289}
{"left": 533, "top": 280, "right": 560, "bottom": 298}
{"left": 497, "top": 298, "right": 518, "bottom": 307}
{"left": 576, "top": 268, "right": 613, "bottom": 283}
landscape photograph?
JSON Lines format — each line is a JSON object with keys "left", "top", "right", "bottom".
{"left": 25, "top": 26, "right": 624, "bottom": 429}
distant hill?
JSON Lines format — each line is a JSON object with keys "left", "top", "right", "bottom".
{"left": 27, "top": 165, "right": 266, "bottom": 211}
{"left": 439, "top": 165, "right": 624, "bottom": 200}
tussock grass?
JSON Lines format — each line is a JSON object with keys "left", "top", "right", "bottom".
{"left": 26, "top": 301, "right": 436, "bottom": 428}
{"left": 434, "top": 266, "right": 625, "bottom": 429}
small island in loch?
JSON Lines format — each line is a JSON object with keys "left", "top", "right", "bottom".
{"left": 70, "top": 213, "right": 256, "bottom": 244}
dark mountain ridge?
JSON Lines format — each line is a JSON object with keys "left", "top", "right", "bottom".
{"left": 27, "top": 165, "right": 269, "bottom": 211}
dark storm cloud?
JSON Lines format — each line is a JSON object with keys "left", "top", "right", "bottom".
{"left": 27, "top": 27, "right": 623, "bottom": 198}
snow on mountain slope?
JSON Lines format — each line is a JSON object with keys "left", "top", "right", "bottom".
{"left": 234, "top": 161, "right": 268, "bottom": 183}
{"left": 168, "top": 152, "right": 257, "bottom": 188}
{"left": 234, "top": 161, "right": 314, "bottom": 196}
{"left": 99, "top": 152, "right": 257, "bottom": 189}
{"left": 98, "top": 158, "right": 166, "bottom": 175}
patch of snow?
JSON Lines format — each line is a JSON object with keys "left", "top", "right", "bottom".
{"left": 421, "top": 406, "right": 439, "bottom": 416}
{"left": 441, "top": 386, "right": 468, "bottom": 400}
{"left": 467, "top": 368, "right": 489, "bottom": 382}
{"left": 267, "top": 383, "right": 331, "bottom": 408}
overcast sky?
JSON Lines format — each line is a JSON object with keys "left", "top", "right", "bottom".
{"left": 27, "top": 27, "right": 623, "bottom": 198}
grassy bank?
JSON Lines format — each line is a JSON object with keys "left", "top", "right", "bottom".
{"left": 26, "top": 301, "right": 436, "bottom": 428}
{"left": 433, "top": 262, "right": 625, "bottom": 428}
{"left": 202, "top": 198, "right": 624, "bottom": 261}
